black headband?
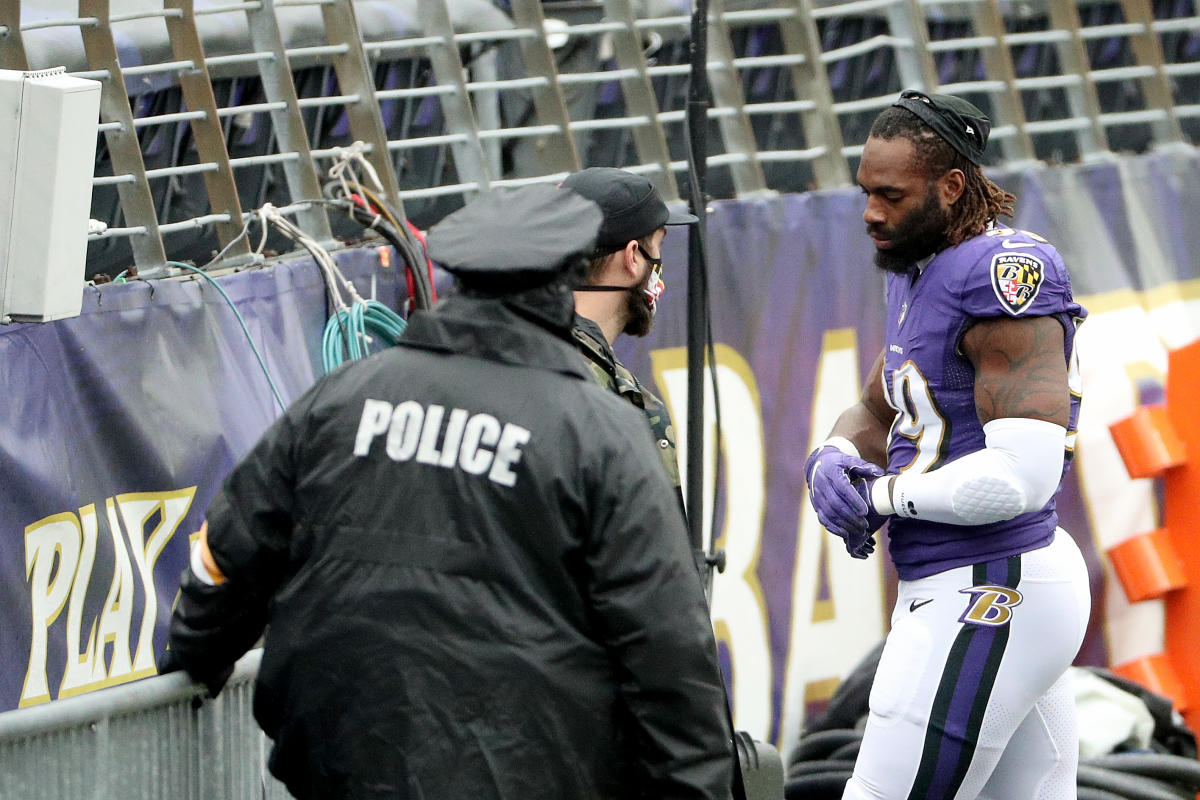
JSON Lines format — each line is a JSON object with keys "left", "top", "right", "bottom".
{"left": 893, "top": 89, "right": 991, "bottom": 165}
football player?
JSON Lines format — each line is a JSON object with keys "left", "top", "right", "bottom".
{"left": 805, "top": 90, "right": 1091, "bottom": 800}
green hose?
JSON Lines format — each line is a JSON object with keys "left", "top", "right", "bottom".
{"left": 322, "top": 299, "right": 407, "bottom": 372}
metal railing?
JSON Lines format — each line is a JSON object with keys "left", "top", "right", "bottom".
{"left": 1, "top": 0, "right": 1196, "bottom": 277}
{"left": 0, "top": 650, "right": 291, "bottom": 799}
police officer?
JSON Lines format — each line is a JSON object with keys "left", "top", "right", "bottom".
{"left": 164, "top": 184, "right": 734, "bottom": 800}
{"left": 560, "top": 168, "right": 696, "bottom": 512}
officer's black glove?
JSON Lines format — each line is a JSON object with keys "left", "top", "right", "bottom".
{"left": 164, "top": 565, "right": 263, "bottom": 699}
{"left": 156, "top": 647, "right": 183, "bottom": 676}
{"left": 156, "top": 646, "right": 235, "bottom": 698}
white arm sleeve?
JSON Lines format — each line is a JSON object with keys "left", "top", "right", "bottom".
{"left": 870, "top": 417, "right": 1067, "bottom": 526}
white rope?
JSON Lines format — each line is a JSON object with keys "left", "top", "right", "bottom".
{"left": 327, "top": 140, "right": 384, "bottom": 204}
{"left": 258, "top": 203, "right": 364, "bottom": 309}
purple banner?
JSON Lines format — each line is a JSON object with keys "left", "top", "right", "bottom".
{"left": 1, "top": 248, "right": 402, "bottom": 711}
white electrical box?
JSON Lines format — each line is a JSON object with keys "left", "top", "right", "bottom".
{"left": 0, "top": 67, "right": 102, "bottom": 323}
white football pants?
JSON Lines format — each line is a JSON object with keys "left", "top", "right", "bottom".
{"left": 842, "top": 530, "right": 1091, "bottom": 800}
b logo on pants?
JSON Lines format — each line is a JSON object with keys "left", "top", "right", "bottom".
{"left": 958, "top": 585, "right": 1023, "bottom": 626}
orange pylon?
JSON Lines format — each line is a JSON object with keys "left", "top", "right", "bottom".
{"left": 1108, "top": 340, "right": 1200, "bottom": 731}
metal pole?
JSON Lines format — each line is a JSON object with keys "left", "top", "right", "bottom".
{"left": 685, "top": 0, "right": 711, "bottom": 591}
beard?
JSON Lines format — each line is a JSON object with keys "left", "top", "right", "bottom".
{"left": 870, "top": 186, "right": 951, "bottom": 275}
{"left": 621, "top": 287, "right": 654, "bottom": 337}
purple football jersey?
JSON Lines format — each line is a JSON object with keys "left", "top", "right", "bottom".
{"left": 881, "top": 227, "right": 1086, "bottom": 580}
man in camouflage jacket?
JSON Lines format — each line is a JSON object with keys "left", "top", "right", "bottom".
{"left": 561, "top": 168, "right": 697, "bottom": 514}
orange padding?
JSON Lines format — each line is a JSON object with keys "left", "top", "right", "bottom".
{"left": 1112, "top": 653, "right": 1190, "bottom": 713}
{"left": 1107, "top": 528, "right": 1187, "bottom": 603}
{"left": 1109, "top": 404, "right": 1186, "bottom": 479}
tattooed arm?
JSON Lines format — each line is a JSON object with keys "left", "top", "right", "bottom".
{"left": 961, "top": 315, "right": 1069, "bottom": 428}
{"left": 864, "top": 315, "right": 1071, "bottom": 526}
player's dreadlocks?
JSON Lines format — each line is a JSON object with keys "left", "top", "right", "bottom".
{"left": 869, "top": 106, "right": 1016, "bottom": 247}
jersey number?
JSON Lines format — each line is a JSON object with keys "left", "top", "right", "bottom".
{"left": 883, "top": 361, "right": 947, "bottom": 474}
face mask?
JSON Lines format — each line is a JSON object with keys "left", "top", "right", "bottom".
{"left": 642, "top": 254, "right": 665, "bottom": 316}
{"left": 575, "top": 247, "right": 665, "bottom": 316}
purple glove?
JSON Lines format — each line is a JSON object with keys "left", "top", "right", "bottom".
{"left": 805, "top": 444, "right": 885, "bottom": 557}
{"left": 846, "top": 466, "right": 891, "bottom": 559}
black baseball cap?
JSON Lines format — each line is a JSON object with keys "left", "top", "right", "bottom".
{"left": 426, "top": 184, "right": 602, "bottom": 288}
{"left": 892, "top": 89, "right": 991, "bottom": 165}
{"left": 560, "top": 167, "right": 698, "bottom": 251}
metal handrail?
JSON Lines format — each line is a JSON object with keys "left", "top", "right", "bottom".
{"left": 0, "top": 650, "right": 262, "bottom": 741}
{"left": 0, "top": 0, "right": 1193, "bottom": 271}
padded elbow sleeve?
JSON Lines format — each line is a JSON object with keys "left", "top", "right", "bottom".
{"left": 879, "top": 418, "right": 1067, "bottom": 526}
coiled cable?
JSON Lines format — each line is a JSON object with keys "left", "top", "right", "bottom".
{"left": 321, "top": 298, "right": 408, "bottom": 370}
{"left": 784, "top": 728, "right": 1200, "bottom": 800}
{"left": 255, "top": 203, "right": 408, "bottom": 373}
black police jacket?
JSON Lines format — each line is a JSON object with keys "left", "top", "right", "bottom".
{"left": 168, "top": 293, "right": 734, "bottom": 800}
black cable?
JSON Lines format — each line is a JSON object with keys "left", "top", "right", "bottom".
{"left": 788, "top": 729, "right": 862, "bottom": 765}
{"left": 783, "top": 771, "right": 851, "bottom": 800}
{"left": 1076, "top": 764, "right": 1192, "bottom": 800}
{"left": 323, "top": 179, "right": 435, "bottom": 312}
{"left": 827, "top": 740, "right": 861, "bottom": 762}
{"left": 394, "top": 222, "right": 435, "bottom": 311}
{"left": 786, "top": 760, "right": 855, "bottom": 779}
{"left": 684, "top": 114, "right": 727, "bottom": 600}
{"left": 345, "top": 206, "right": 431, "bottom": 311}
{"left": 1078, "top": 787, "right": 1133, "bottom": 800}
{"left": 783, "top": 755, "right": 1193, "bottom": 800}
{"left": 701, "top": 221, "right": 723, "bottom": 565}
{"left": 1086, "top": 752, "right": 1200, "bottom": 791}
{"left": 786, "top": 724, "right": 1200, "bottom": 800}
{"left": 357, "top": 183, "right": 434, "bottom": 309}
{"left": 391, "top": 222, "right": 432, "bottom": 311}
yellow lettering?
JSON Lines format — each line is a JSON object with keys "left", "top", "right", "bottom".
{"left": 652, "top": 344, "right": 773, "bottom": 736}
{"left": 84, "top": 496, "right": 135, "bottom": 690}
{"left": 960, "top": 586, "right": 1023, "bottom": 626}
{"left": 23, "top": 488, "right": 201, "bottom": 703}
{"left": 22, "top": 513, "right": 82, "bottom": 706}
{"left": 117, "top": 488, "right": 196, "bottom": 674}
{"left": 779, "top": 329, "right": 888, "bottom": 749}
{"left": 60, "top": 505, "right": 102, "bottom": 693}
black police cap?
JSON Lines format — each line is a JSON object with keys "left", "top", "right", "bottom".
{"left": 893, "top": 89, "right": 991, "bottom": 165}
{"left": 560, "top": 167, "right": 697, "bottom": 251}
{"left": 426, "top": 184, "right": 603, "bottom": 287}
